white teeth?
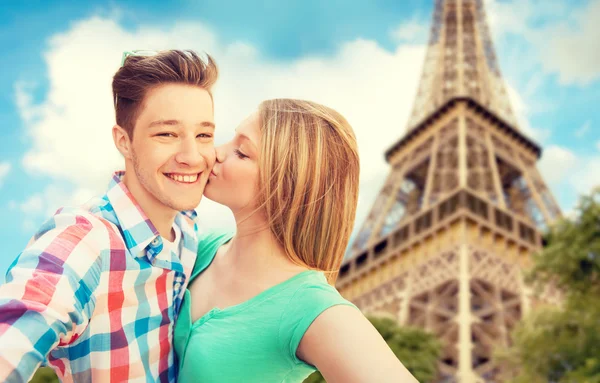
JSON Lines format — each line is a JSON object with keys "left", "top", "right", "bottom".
{"left": 168, "top": 174, "right": 198, "bottom": 183}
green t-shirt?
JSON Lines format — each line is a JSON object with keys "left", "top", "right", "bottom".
{"left": 174, "top": 232, "right": 357, "bottom": 382}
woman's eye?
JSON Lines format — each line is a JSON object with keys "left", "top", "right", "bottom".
{"left": 234, "top": 149, "right": 248, "bottom": 159}
{"left": 197, "top": 133, "right": 213, "bottom": 139}
{"left": 157, "top": 132, "right": 176, "bottom": 137}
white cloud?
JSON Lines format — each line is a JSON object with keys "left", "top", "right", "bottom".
{"left": 19, "top": 8, "right": 586, "bottom": 239}
{"left": 486, "top": 0, "right": 600, "bottom": 86}
{"left": 22, "top": 219, "right": 37, "bottom": 233}
{"left": 484, "top": 0, "right": 600, "bottom": 148}
{"left": 505, "top": 83, "right": 550, "bottom": 142}
{"left": 0, "top": 162, "right": 10, "bottom": 188}
{"left": 43, "top": 185, "right": 97, "bottom": 216}
{"left": 536, "top": 0, "right": 600, "bottom": 86}
{"left": 15, "top": 185, "right": 98, "bottom": 232}
{"left": 571, "top": 156, "right": 600, "bottom": 196}
{"left": 539, "top": 145, "right": 600, "bottom": 205}
{"left": 484, "top": 0, "right": 566, "bottom": 38}
{"left": 19, "top": 195, "right": 44, "bottom": 215}
{"left": 15, "top": 16, "right": 427, "bottom": 233}
{"left": 575, "top": 120, "right": 592, "bottom": 138}
{"left": 390, "top": 18, "right": 429, "bottom": 43}
{"left": 14, "top": 83, "right": 40, "bottom": 124}
{"left": 538, "top": 145, "right": 578, "bottom": 186}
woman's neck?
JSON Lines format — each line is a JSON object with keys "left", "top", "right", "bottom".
{"left": 224, "top": 210, "right": 305, "bottom": 280}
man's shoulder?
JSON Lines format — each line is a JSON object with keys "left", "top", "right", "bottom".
{"left": 31, "top": 197, "right": 123, "bottom": 250}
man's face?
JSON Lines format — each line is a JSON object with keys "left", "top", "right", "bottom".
{"left": 125, "top": 83, "right": 216, "bottom": 214}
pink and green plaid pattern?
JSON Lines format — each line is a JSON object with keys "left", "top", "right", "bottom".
{"left": 0, "top": 172, "right": 199, "bottom": 382}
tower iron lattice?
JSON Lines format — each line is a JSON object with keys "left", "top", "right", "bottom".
{"left": 336, "top": 1, "right": 561, "bottom": 381}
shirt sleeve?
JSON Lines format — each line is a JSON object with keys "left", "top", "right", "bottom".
{"left": 0, "top": 212, "right": 105, "bottom": 383}
{"left": 279, "top": 280, "right": 358, "bottom": 366}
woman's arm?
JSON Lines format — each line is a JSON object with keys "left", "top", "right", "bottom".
{"left": 297, "top": 305, "right": 419, "bottom": 383}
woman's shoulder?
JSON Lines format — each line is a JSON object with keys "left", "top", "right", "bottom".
{"left": 286, "top": 272, "right": 354, "bottom": 310}
{"left": 197, "top": 230, "right": 234, "bottom": 248}
{"left": 197, "top": 230, "right": 234, "bottom": 257}
{"left": 278, "top": 271, "right": 357, "bottom": 363}
{"left": 192, "top": 230, "right": 234, "bottom": 278}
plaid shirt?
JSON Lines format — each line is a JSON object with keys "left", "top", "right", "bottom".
{"left": 0, "top": 172, "right": 199, "bottom": 382}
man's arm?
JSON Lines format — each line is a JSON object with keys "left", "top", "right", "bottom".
{"left": 0, "top": 213, "right": 104, "bottom": 382}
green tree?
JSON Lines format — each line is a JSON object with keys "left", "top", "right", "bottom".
{"left": 496, "top": 188, "right": 600, "bottom": 383}
{"left": 29, "top": 367, "right": 59, "bottom": 383}
{"left": 304, "top": 316, "right": 442, "bottom": 383}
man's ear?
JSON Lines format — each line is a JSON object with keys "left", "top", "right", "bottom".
{"left": 113, "top": 125, "right": 132, "bottom": 160}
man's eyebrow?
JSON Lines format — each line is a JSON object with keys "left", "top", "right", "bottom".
{"left": 199, "top": 121, "right": 216, "bottom": 129}
{"left": 148, "top": 119, "right": 215, "bottom": 129}
{"left": 149, "top": 119, "right": 181, "bottom": 128}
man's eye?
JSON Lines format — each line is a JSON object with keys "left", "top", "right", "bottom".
{"left": 197, "top": 133, "right": 213, "bottom": 138}
{"left": 157, "top": 132, "right": 176, "bottom": 137}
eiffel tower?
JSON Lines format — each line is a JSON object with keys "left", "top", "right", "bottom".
{"left": 335, "top": 0, "right": 562, "bottom": 382}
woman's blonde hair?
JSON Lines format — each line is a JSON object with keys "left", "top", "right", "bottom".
{"left": 257, "top": 99, "right": 360, "bottom": 284}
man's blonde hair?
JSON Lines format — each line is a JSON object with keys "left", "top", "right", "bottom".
{"left": 257, "top": 99, "right": 360, "bottom": 284}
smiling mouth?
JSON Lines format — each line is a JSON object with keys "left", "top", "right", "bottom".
{"left": 165, "top": 173, "right": 200, "bottom": 184}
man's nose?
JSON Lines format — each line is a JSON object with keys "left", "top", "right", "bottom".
{"left": 175, "top": 138, "right": 205, "bottom": 168}
{"left": 215, "top": 145, "right": 226, "bottom": 163}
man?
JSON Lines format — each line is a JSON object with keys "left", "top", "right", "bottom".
{"left": 0, "top": 50, "right": 218, "bottom": 382}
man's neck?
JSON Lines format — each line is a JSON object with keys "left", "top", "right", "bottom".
{"left": 122, "top": 173, "right": 177, "bottom": 241}
{"left": 146, "top": 208, "right": 177, "bottom": 242}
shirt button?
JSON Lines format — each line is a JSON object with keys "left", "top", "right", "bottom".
{"left": 151, "top": 238, "right": 160, "bottom": 246}
{"left": 174, "top": 283, "right": 181, "bottom": 290}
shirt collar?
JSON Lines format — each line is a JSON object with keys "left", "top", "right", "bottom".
{"left": 104, "top": 171, "right": 198, "bottom": 260}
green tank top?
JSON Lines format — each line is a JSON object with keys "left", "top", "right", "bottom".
{"left": 174, "top": 232, "right": 357, "bottom": 382}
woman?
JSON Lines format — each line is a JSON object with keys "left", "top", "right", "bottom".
{"left": 174, "top": 99, "right": 418, "bottom": 382}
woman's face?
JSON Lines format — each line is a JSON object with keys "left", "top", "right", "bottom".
{"left": 204, "top": 111, "right": 261, "bottom": 214}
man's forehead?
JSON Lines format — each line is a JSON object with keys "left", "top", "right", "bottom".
{"left": 142, "top": 84, "right": 213, "bottom": 110}
{"left": 137, "top": 85, "right": 214, "bottom": 128}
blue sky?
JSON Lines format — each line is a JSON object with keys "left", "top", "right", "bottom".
{"left": 0, "top": 0, "right": 599, "bottom": 280}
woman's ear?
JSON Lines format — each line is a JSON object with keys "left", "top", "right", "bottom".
{"left": 112, "top": 125, "right": 132, "bottom": 159}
